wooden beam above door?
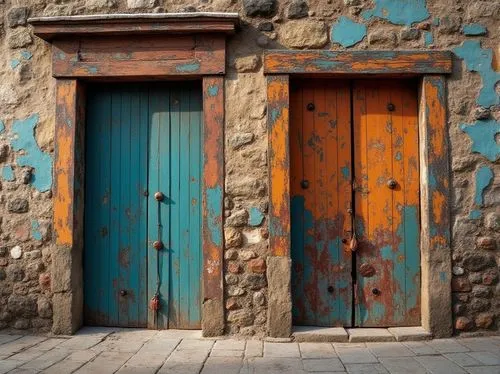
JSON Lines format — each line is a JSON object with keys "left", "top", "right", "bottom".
{"left": 264, "top": 50, "right": 453, "bottom": 75}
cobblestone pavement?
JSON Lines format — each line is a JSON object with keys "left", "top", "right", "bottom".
{"left": 0, "top": 328, "right": 499, "bottom": 374}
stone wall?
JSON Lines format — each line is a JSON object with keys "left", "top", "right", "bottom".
{"left": 0, "top": 0, "right": 498, "bottom": 336}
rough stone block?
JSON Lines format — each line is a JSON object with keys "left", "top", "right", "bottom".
{"left": 387, "top": 327, "right": 432, "bottom": 341}
{"left": 347, "top": 328, "right": 395, "bottom": 342}
{"left": 266, "top": 256, "right": 292, "bottom": 338}
{"left": 293, "top": 326, "right": 348, "bottom": 342}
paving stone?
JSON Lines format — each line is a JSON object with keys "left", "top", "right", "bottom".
{"left": 242, "top": 357, "right": 305, "bottom": 374}
{"left": 116, "top": 366, "right": 158, "bottom": 374}
{"left": 210, "top": 349, "right": 244, "bottom": 357}
{"left": 402, "top": 341, "right": 440, "bottom": 355}
{"left": 64, "top": 350, "right": 98, "bottom": 362}
{"left": 0, "top": 360, "right": 22, "bottom": 374}
{"left": 124, "top": 338, "right": 179, "bottom": 368}
{"left": 156, "top": 329, "right": 203, "bottom": 339}
{"left": 245, "top": 340, "right": 263, "bottom": 358}
{"left": 264, "top": 342, "right": 301, "bottom": 358}
{"left": 333, "top": 343, "right": 366, "bottom": 349}
{"left": 459, "top": 338, "right": 500, "bottom": 352}
{"left": 0, "top": 335, "right": 23, "bottom": 345}
{"left": 176, "top": 339, "right": 214, "bottom": 351}
{"left": 344, "top": 363, "right": 388, "bottom": 373}
{"left": 414, "top": 355, "right": 467, "bottom": 373}
{"left": 73, "top": 351, "right": 134, "bottom": 374}
{"left": 158, "top": 360, "right": 204, "bottom": 374}
{"left": 57, "top": 336, "right": 106, "bottom": 351}
{"left": 347, "top": 329, "right": 394, "bottom": 343}
{"left": 466, "top": 366, "right": 500, "bottom": 374}
{"left": 378, "top": 357, "right": 427, "bottom": 374}
{"left": 445, "top": 352, "right": 483, "bottom": 367}
{"left": 0, "top": 336, "right": 48, "bottom": 359}
{"left": 426, "top": 339, "right": 470, "bottom": 354}
{"left": 21, "top": 348, "right": 71, "bottom": 370}
{"left": 5, "top": 369, "right": 39, "bottom": 374}
{"left": 303, "top": 358, "right": 344, "bottom": 372}
{"left": 299, "top": 343, "right": 337, "bottom": 358}
{"left": 387, "top": 327, "right": 431, "bottom": 342}
{"left": 467, "top": 351, "right": 500, "bottom": 366}
{"left": 294, "top": 326, "right": 349, "bottom": 342}
{"left": 367, "top": 342, "right": 415, "bottom": 357}
{"left": 201, "top": 357, "right": 243, "bottom": 374}
{"left": 335, "top": 348, "right": 378, "bottom": 364}
{"left": 213, "top": 339, "right": 246, "bottom": 351}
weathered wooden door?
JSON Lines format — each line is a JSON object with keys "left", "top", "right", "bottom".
{"left": 84, "top": 83, "right": 202, "bottom": 329}
{"left": 290, "top": 79, "right": 420, "bottom": 327}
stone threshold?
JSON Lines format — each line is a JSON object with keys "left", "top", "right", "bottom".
{"left": 292, "top": 326, "right": 432, "bottom": 343}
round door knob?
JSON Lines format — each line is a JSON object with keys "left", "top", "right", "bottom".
{"left": 372, "top": 288, "right": 381, "bottom": 296}
{"left": 153, "top": 240, "right": 163, "bottom": 250}
{"left": 120, "top": 290, "right": 127, "bottom": 296}
{"left": 387, "top": 179, "right": 397, "bottom": 189}
{"left": 154, "top": 192, "right": 164, "bottom": 201}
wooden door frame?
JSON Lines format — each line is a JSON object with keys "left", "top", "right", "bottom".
{"left": 29, "top": 13, "right": 239, "bottom": 336}
{"left": 265, "top": 50, "right": 454, "bottom": 338}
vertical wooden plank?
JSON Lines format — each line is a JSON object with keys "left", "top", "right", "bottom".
{"left": 420, "top": 76, "right": 452, "bottom": 336}
{"left": 188, "top": 86, "right": 203, "bottom": 327}
{"left": 202, "top": 76, "right": 224, "bottom": 336}
{"left": 267, "top": 75, "right": 290, "bottom": 257}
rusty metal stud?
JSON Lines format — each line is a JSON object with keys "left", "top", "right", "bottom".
{"left": 154, "top": 191, "right": 164, "bottom": 201}
{"left": 341, "top": 238, "right": 348, "bottom": 244}
{"left": 327, "top": 286, "right": 334, "bottom": 293}
{"left": 359, "top": 263, "right": 376, "bottom": 277}
{"left": 120, "top": 290, "right": 127, "bottom": 296}
{"left": 301, "top": 180, "right": 309, "bottom": 189}
{"left": 387, "top": 178, "right": 397, "bottom": 189}
{"left": 306, "top": 103, "right": 315, "bottom": 111}
{"left": 387, "top": 103, "right": 395, "bottom": 112}
{"left": 372, "top": 288, "right": 381, "bottom": 296}
{"left": 153, "top": 240, "right": 163, "bottom": 250}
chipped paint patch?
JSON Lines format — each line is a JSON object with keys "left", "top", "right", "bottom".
{"left": 460, "top": 120, "right": 500, "bottom": 161}
{"left": 20, "top": 50, "right": 32, "bottom": 60}
{"left": 474, "top": 166, "right": 493, "bottom": 206}
{"left": 206, "top": 186, "right": 223, "bottom": 246}
{"left": 362, "top": 0, "right": 430, "bottom": 26}
{"left": 2, "top": 165, "right": 15, "bottom": 181}
{"left": 331, "top": 16, "right": 367, "bottom": 48}
{"left": 248, "top": 207, "right": 265, "bottom": 227}
{"left": 10, "top": 59, "right": 21, "bottom": 69}
{"left": 462, "top": 24, "right": 487, "bottom": 36}
{"left": 454, "top": 40, "right": 500, "bottom": 107}
{"left": 207, "top": 85, "right": 219, "bottom": 97}
{"left": 175, "top": 61, "right": 201, "bottom": 73}
{"left": 424, "top": 31, "right": 433, "bottom": 47}
{"left": 341, "top": 165, "right": 350, "bottom": 180}
{"left": 469, "top": 209, "right": 482, "bottom": 220}
{"left": 0, "top": 120, "right": 5, "bottom": 134}
{"left": 31, "top": 220, "right": 42, "bottom": 241}
{"left": 11, "top": 114, "right": 53, "bottom": 192}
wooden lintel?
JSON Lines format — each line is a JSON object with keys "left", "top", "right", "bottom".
{"left": 264, "top": 50, "right": 453, "bottom": 75}
{"left": 29, "top": 12, "right": 239, "bottom": 41}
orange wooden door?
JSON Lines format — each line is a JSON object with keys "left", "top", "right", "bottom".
{"left": 352, "top": 80, "right": 421, "bottom": 327}
{"left": 290, "top": 79, "right": 353, "bottom": 326}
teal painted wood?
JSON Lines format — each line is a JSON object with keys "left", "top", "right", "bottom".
{"left": 85, "top": 83, "right": 202, "bottom": 329}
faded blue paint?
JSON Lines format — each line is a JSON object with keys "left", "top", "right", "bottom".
{"left": 175, "top": 61, "right": 201, "bottom": 73}
{"left": 424, "top": 31, "right": 433, "bottom": 47}
{"left": 395, "top": 151, "right": 402, "bottom": 161}
{"left": 362, "top": 0, "right": 430, "bottom": 26}
{"left": 11, "top": 114, "right": 53, "bottom": 192}
{"left": 248, "top": 207, "right": 265, "bottom": 227}
{"left": 10, "top": 50, "right": 32, "bottom": 70}
{"left": 312, "top": 59, "right": 342, "bottom": 70}
{"left": 439, "top": 272, "right": 447, "bottom": 282}
{"left": 399, "top": 206, "right": 420, "bottom": 310}
{"left": 10, "top": 59, "right": 21, "bottom": 69}
{"left": 474, "top": 166, "right": 494, "bottom": 206}
{"left": 454, "top": 40, "right": 500, "bottom": 107}
{"left": 359, "top": 301, "right": 386, "bottom": 324}
{"left": 0, "top": 120, "right": 4, "bottom": 134}
{"left": 331, "top": 16, "right": 367, "bottom": 48}
{"left": 86, "top": 66, "right": 98, "bottom": 74}
{"left": 432, "top": 18, "right": 440, "bottom": 26}
{"left": 429, "top": 172, "right": 437, "bottom": 188}
{"left": 460, "top": 120, "right": 500, "bottom": 161}
{"left": 207, "top": 187, "right": 223, "bottom": 246}
{"left": 270, "top": 108, "right": 281, "bottom": 124}
{"left": 2, "top": 165, "right": 14, "bottom": 181}
{"left": 380, "top": 245, "right": 393, "bottom": 260}
{"left": 462, "top": 23, "right": 487, "bottom": 36}
{"left": 20, "top": 50, "right": 32, "bottom": 60}
{"left": 31, "top": 220, "right": 42, "bottom": 241}
{"left": 341, "top": 165, "right": 350, "bottom": 180}
{"left": 469, "top": 210, "right": 482, "bottom": 219}
{"left": 207, "top": 84, "right": 219, "bottom": 97}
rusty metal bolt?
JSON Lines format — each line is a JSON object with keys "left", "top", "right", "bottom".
{"left": 153, "top": 240, "right": 163, "bottom": 250}
{"left": 387, "top": 103, "right": 395, "bottom": 112}
{"left": 301, "top": 180, "right": 309, "bottom": 189}
{"left": 120, "top": 290, "right": 127, "bottom": 296}
{"left": 387, "top": 179, "right": 397, "bottom": 189}
{"left": 154, "top": 191, "right": 164, "bottom": 201}
{"left": 306, "top": 103, "right": 315, "bottom": 111}
{"left": 372, "top": 288, "right": 381, "bottom": 296}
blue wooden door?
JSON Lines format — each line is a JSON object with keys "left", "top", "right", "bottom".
{"left": 84, "top": 83, "right": 202, "bottom": 329}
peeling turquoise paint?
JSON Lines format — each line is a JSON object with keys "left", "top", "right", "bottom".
{"left": 454, "top": 40, "right": 500, "bottom": 107}
{"left": 432, "top": 18, "right": 440, "bottom": 26}
{"left": 341, "top": 165, "right": 350, "bottom": 180}
{"left": 424, "top": 31, "right": 433, "bottom": 47}
{"left": 86, "top": 66, "right": 98, "bottom": 74}
{"left": 462, "top": 23, "right": 487, "bottom": 36}
{"left": 474, "top": 166, "right": 493, "bottom": 206}
{"left": 439, "top": 272, "right": 446, "bottom": 282}
{"left": 469, "top": 210, "right": 482, "bottom": 220}
{"left": 10, "top": 59, "right": 21, "bottom": 69}
{"left": 362, "top": 0, "right": 430, "bottom": 26}
{"left": 207, "top": 84, "right": 219, "bottom": 97}
{"left": 331, "top": 16, "right": 367, "bottom": 48}
{"left": 2, "top": 165, "right": 14, "bottom": 181}
{"left": 380, "top": 245, "right": 393, "bottom": 260}
{"left": 400, "top": 206, "right": 420, "bottom": 310}
{"left": 10, "top": 50, "right": 32, "bottom": 70}
{"left": 206, "top": 187, "right": 222, "bottom": 246}
{"left": 460, "top": 120, "right": 500, "bottom": 161}
{"left": 20, "top": 50, "right": 32, "bottom": 60}
{"left": 0, "top": 120, "right": 4, "bottom": 134}
{"left": 248, "top": 207, "right": 265, "bottom": 226}
{"left": 11, "top": 114, "right": 53, "bottom": 192}
{"left": 395, "top": 151, "right": 402, "bottom": 161}
{"left": 31, "top": 220, "right": 42, "bottom": 241}
{"left": 270, "top": 108, "right": 281, "bottom": 124}
{"left": 175, "top": 61, "right": 201, "bottom": 73}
